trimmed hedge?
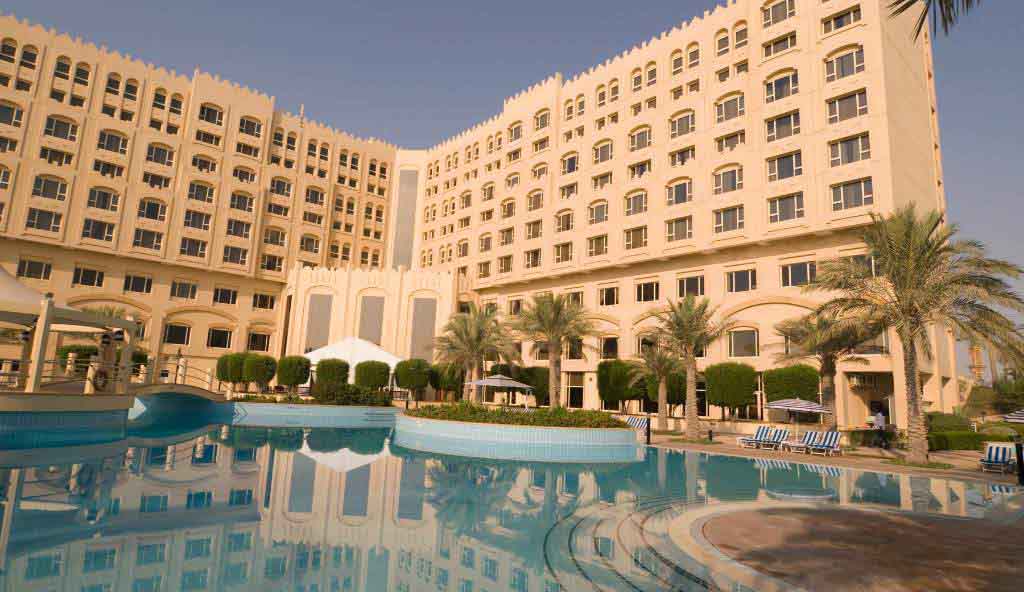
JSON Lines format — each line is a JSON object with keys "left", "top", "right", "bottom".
{"left": 243, "top": 354, "right": 277, "bottom": 390}
{"left": 763, "top": 364, "right": 820, "bottom": 403}
{"left": 354, "top": 360, "right": 391, "bottom": 390}
{"left": 316, "top": 358, "right": 350, "bottom": 387}
{"left": 644, "top": 371, "right": 686, "bottom": 406}
{"left": 406, "top": 401, "right": 627, "bottom": 428}
{"left": 429, "top": 363, "right": 464, "bottom": 399}
{"left": 277, "top": 356, "right": 311, "bottom": 392}
{"left": 704, "top": 362, "right": 757, "bottom": 413}
{"left": 310, "top": 382, "right": 392, "bottom": 406}
{"left": 927, "top": 431, "right": 1014, "bottom": 451}
{"left": 925, "top": 412, "right": 970, "bottom": 433}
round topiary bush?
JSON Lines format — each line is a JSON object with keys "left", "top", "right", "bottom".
{"left": 429, "top": 363, "right": 464, "bottom": 401}
{"left": 354, "top": 360, "right": 391, "bottom": 390}
{"left": 704, "top": 362, "right": 757, "bottom": 416}
{"left": 597, "top": 360, "right": 632, "bottom": 409}
{"left": 243, "top": 354, "right": 277, "bottom": 392}
{"left": 315, "top": 358, "right": 350, "bottom": 387}
{"left": 276, "top": 356, "right": 311, "bottom": 394}
{"left": 395, "top": 359, "right": 432, "bottom": 402}
{"left": 216, "top": 352, "right": 248, "bottom": 386}
{"left": 763, "top": 364, "right": 820, "bottom": 402}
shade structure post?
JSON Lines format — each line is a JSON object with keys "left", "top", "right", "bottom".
{"left": 116, "top": 317, "right": 135, "bottom": 394}
{"left": 25, "top": 295, "right": 54, "bottom": 393}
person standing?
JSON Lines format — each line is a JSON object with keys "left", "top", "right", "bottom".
{"left": 874, "top": 410, "right": 888, "bottom": 448}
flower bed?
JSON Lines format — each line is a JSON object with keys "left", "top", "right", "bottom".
{"left": 405, "top": 402, "right": 627, "bottom": 428}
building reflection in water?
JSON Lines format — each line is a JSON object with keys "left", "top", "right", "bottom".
{"left": 0, "top": 426, "right": 1017, "bottom": 592}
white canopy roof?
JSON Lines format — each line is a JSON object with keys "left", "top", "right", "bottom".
{"left": 298, "top": 441, "right": 388, "bottom": 474}
{"left": 468, "top": 374, "right": 533, "bottom": 391}
{"left": 0, "top": 266, "right": 135, "bottom": 330}
{"left": 766, "top": 398, "right": 832, "bottom": 414}
{"left": 304, "top": 336, "right": 402, "bottom": 371}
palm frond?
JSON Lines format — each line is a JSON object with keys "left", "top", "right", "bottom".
{"left": 889, "top": 0, "right": 981, "bottom": 38}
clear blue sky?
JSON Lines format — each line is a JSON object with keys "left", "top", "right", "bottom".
{"left": 8, "top": 0, "right": 1023, "bottom": 290}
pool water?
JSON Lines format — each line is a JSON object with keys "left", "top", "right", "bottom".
{"left": 0, "top": 425, "right": 1017, "bottom": 591}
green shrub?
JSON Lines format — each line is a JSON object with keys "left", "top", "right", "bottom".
{"left": 57, "top": 345, "right": 99, "bottom": 374}
{"left": 216, "top": 353, "right": 248, "bottom": 385}
{"left": 520, "top": 366, "right": 550, "bottom": 406}
{"left": 763, "top": 364, "right": 820, "bottom": 402}
{"left": 704, "top": 362, "right": 757, "bottom": 414}
{"left": 845, "top": 429, "right": 880, "bottom": 447}
{"left": 243, "top": 354, "right": 277, "bottom": 391}
{"left": 985, "top": 422, "right": 1024, "bottom": 436}
{"left": 993, "top": 378, "right": 1024, "bottom": 414}
{"left": 395, "top": 359, "right": 431, "bottom": 401}
{"left": 597, "top": 360, "right": 632, "bottom": 407}
{"left": 311, "top": 382, "right": 392, "bottom": 406}
{"left": 980, "top": 425, "right": 1018, "bottom": 437}
{"left": 268, "top": 428, "right": 305, "bottom": 451}
{"left": 406, "top": 401, "right": 628, "bottom": 428}
{"left": 277, "top": 356, "right": 311, "bottom": 393}
{"left": 925, "top": 411, "right": 970, "bottom": 433}
{"left": 429, "top": 363, "right": 464, "bottom": 400}
{"left": 963, "top": 385, "right": 998, "bottom": 418}
{"left": 305, "top": 428, "right": 351, "bottom": 453}
{"left": 316, "top": 358, "right": 350, "bottom": 386}
{"left": 644, "top": 370, "right": 686, "bottom": 406}
{"left": 927, "top": 431, "right": 1014, "bottom": 451}
{"left": 354, "top": 361, "right": 391, "bottom": 390}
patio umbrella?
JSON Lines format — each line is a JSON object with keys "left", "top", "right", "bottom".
{"left": 1004, "top": 409, "right": 1024, "bottom": 424}
{"left": 766, "top": 398, "right": 832, "bottom": 437}
{"left": 467, "top": 374, "right": 533, "bottom": 406}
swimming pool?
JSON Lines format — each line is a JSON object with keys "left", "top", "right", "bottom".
{"left": 0, "top": 425, "right": 1017, "bottom": 591}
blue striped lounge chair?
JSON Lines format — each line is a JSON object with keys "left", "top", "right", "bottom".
{"left": 783, "top": 431, "right": 820, "bottom": 454}
{"left": 760, "top": 428, "right": 790, "bottom": 450}
{"left": 739, "top": 425, "right": 771, "bottom": 449}
{"left": 980, "top": 444, "right": 1016, "bottom": 474}
{"left": 809, "top": 431, "right": 842, "bottom": 456}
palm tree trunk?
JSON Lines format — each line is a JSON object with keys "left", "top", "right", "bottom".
{"left": 473, "top": 362, "right": 483, "bottom": 404}
{"left": 684, "top": 355, "right": 700, "bottom": 440}
{"left": 821, "top": 358, "right": 837, "bottom": 430}
{"left": 901, "top": 336, "right": 929, "bottom": 464}
{"left": 463, "top": 363, "right": 474, "bottom": 402}
{"left": 657, "top": 377, "right": 668, "bottom": 431}
{"left": 549, "top": 346, "right": 562, "bottom": 408}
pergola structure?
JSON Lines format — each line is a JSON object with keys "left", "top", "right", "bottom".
{"left": 1, "top": 267, "right": 138, "bottom": 394}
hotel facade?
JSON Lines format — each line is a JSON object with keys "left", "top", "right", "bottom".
{"left": 0, "top": 0, "right": 961, "bottom": 429}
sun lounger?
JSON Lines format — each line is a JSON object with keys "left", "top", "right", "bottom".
{"left": 783, "top": 431, "right": 820, "bottom": 453}
{"left": 979, "top": 443, "right": 1016, "bottom": 474}
{"left": 808, "top": 431, "right": 842, "bottom": 456}
{"left": 759, "top": 428, "right": 790, "bottom": 451}
{"left": 738, "top": 425, "right": 771, "bottom": 449}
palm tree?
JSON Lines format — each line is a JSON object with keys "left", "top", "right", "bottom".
{"left": 641, "top": 295, "right": 733, "bottom": 440}
{"left": 628, "top": 336, "right": 682, "bottom": 431}
{"left": 511, "top": 293, "right": 598, "bottom": 408}
{"left": 890, "top": 0, "right": 980, "bottom": 37}
{"left": 774, "top": 311, "right": 881, "bottom": 429}
{"left": 813, "top": 205, "right": 1024, "bottom": 463}
{"left": 434, "top": 302, "right": 517, "bottom": 403}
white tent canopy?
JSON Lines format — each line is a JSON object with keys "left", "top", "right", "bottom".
{"left": 304, "top": 337, "right": 402, "bottom": 378}
{"left": 468, "top": 374, "right": 533, "bottom": 391}
{"left": 0, "top": 266, "right": 134, "bottom": 330}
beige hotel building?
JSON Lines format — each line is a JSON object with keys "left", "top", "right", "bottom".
{"left": 0, "top": 0, "right": 961, "bottom": 428}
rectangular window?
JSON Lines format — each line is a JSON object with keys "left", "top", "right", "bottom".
{"left": 666, "top": 180, "right": 691, "bottom": 205}
{"left": 252, "top": 293, "right": 276, "bottom": 309}
{"left": 587, "top": 234, "right": 608, "bottom": 256}
{"left": 766, "top": 111, "right": 800, "bottom": 142}
{"left": 207, "top": 328, "right": 232, "bottom": 349}
{"left": 826, "top": 47, "right": 865, "bottom": 82}
{"left": 73, "top": 266, "right": 104, "bottom": 287}
{"left": 767, "top": 151, "right": 802, "bottom": 181}
{"left": 524, "top": 249, "right": 541, "bottom": 269}
{"left": 230, "top": 193, "right": 254, "bottom": 212}
{"left": 829, "top": 133, "right": 871, "bottom": 166}
{"left": 82, "top": 218, "right": 115, "bottom": 241}
{"left": 715, "top": 95, "right": 745, "bottom": 122}
{"left": 248, "top": 332, "right": 271, "bottom": 351}
{"left": 715, "top": 206, "right": 745, "bottom": 233}
{"left": 183, "top": 210, "right": 211, "bottom": 231}
{"left": 170, "top": 281, "right": 198, "bottom": 299}
{"left": 624, "top": 226, "right": 647, "bottom": 250}
{"left": 87, "top": 188, "right": 119, "bottom": 211}
{"left": 25, "top": 208, "right": 62, "bottom": 232}
{"left": 624, "top": 192, "right": 647, "bottom": 215}
{"left": 716, "top": 130, "right": 745, "bottom": 152}
{"left": 635, "top": 281, "right": 659, "bottom": 302}
{"left": 163, "top": 324, "right": 190, "bottom": 345}
{"left": 554, "top": 242, "right": 573, "bottom": 263}
{"left": 213, "top": 287, "right": 238, "bottom": 305}
{"left": 828, "top": 90, "right": 869, "bottom": 123}
{"left": 714, "top": 168, "right": 743, "bottom": 194}
{"left": 726, "top": 269, "right": 757, "bottom": 292}
{"left": 599, "top": 286, "right": 619, "bottom": 306}
{"left": 762, "top": 0, "right": 796, "bottom": 27}
{"left": 765, "top": 71, "right": 798, "bottom": 103}
{"left": 831, "top": 178, "right": 874, "bottom": 211}
{"left": 124, "top": 274, "right": 152, "bottom": 294}
{"left": 781, "top": 261, "right": 816, "bottom": 287}
{"left": 223, "top": 246, "right": 248, "bottom": 265}
{"left": 824, "top": 5, "right": 862, "bottom": 34}
{"left": 665, "top": 216, "right": 692, "bottom": 242}
{"left": 226, "top": 219, "right": 251, "bottom": 238}
{"left": 768, "top": 192, "right": 805, "bottom": 223}
{"left": 669, "top": 146, "right": 695, "bottom": 167}
{"left": 17, "top": 258, "right": 52, "bottom": 280}
{"left": 678, "top": 275, "right": 704, "bottom": 297}
{"left": 729, "top": 329, "right": 759, "bottom": 357}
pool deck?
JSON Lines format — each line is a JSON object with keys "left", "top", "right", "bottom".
{"left": 651, "top": 433, "right": 1021, "bottom": 485}
{"left": 699, "top": 506, "right": 1024, "bottom": 591}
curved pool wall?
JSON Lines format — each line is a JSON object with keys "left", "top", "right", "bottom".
{"left": 129, "top": 393, "right": 400, "bottom": 429}
{"left": 393, "top": 414, "right": 642, "bottom": 463}
{"left": 0, "top": 409, "right": 128, "bottom": 449}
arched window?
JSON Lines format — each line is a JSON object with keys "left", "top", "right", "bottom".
{"left": 105, "top": 73, "right": 121, "bottom": 95}
{"left": 588, "top": 200, "right": 608, "bottom": 225}
{"left": 733, "top": 22, "right": 748, "bottom": 48}
{"left": 715, "top": 92, "right": 745, "bottom": 123}
{"left": 53, "top": 56, "right": 71, "bottom": 80}
{"left": 644, "top": 62, "right": 657, "bottom": 86}
{"left": 629, "top": 125, "right": 652, "bottom": 151}
{"left": 508, "top": 121, "right": 523, "bottom": 142}
{"left": 564, "top": 99, "right": 574, "bottom": 120}
{"left": 608, "top": 78, "right": 620, "bottom": 102}
{"left": 534, "top": 109, "right": 550, "bottom": 130}
{"left": 592, "top": 139, "right": 613, "bottom": 164}
{"left": 87, "top": 186, "right": 120, "bottom": 212}
{"left": 299, "top": 234, "right": 320, "bottom": 254}
{"left": 669, "top": 110, "right": 695, "bottom": 138}
{"left": 713, "top": 164, "right": 743, "bottom": 194}
{"left": 305, "top": 186, "right": 325, "bottom": 206}
{"left": 671, "top": 50, "right": 684, "bottom": 75}
{"left": 286, "top": 132, "right": 297, "bottom": 151}
{"left": 198, "top": 103, "right": 224, "bottom": 125}
{"left": 152, "top": 87, "right": 167, "bottom": 110}
{"left": 624, "top": 190, "right": 648, "bottom": 216}
{"left": 481, "top": 182, "right": 495, "bottom": 201}
{"left": 575, "top": 95, "right": 585, "bottom": 117}
{"left": 825, "top": 45, "right": 865, "bottom": 82}
{"left": 187, "top": 181, "right": 216, "bottom": 203}
{"left": 765, "top": 69, "right": 799, "bottom": 102}
{"left": 169, "top": 94, "right": 184, "bottom": 115}
{"left": 239, "top": 116, "right": 262, "bottom": 138}
{"left": 560, "top": 151, "right": 579, "bottom": 175}
{"left": 0, "top": 100, "right": 24, "bottom": 127}
{"left": 527, "top": 190, "right": 543, "bottom": 211}
{"left": 137, "top": 198, "right": 167, "bottom": 221}
{"left": 124, "top": 79, "right": 139, "bottom": 101}
{"left": 504, "top": 172, "right": 519, "bottom": 189}
{"left": 19, "top": 45, "right": 37, "bottom": 69}
{"left": 500, "top": 199, "right": 516, "bottom": 219}
{"left": 686, "top": 42, "right": 700, "bottom": 68}
{"left": 73, "top": 62, "right": 90, "bottom": 85}
{"left": 97, "top": 130, "right": 128, "bottom": 154}
{"left": 32, "top": 175, "right": 69, "bottom": 201}
{"left": 630, "top": 68, "right": 643, "bottom": 92}
{"left": 555, "top": 209, "right": 574, "bottom": 233}
{"left": 269, "top": 177, "right": 291, "bottom": 197}
{"left": 0, "top": 165, "right": 11, "bottom": 191}
{"left": 715, "top": 29, "right": 730, "bottom": 56}
{"left": 232, "top": 166, "right": 256, "bottom": 184}
{"left": 0, "top": 39, "right": 16, "bottom": 64}
{"left": 263, "top": 227, "right": 287, "bottom": 246}
{"left": 478, "top": 233, "right": 493, "bottom": 252}
{"left": 666, "top": 177, "right": 693, "bottom": 205}
{"left": 319, "top": 142, "right": 329, "bottom": 161}
{"left": 146, "top": 143, "right": 175, "bottom": 166}
{"left": 596, "top": 84, "right": 607, "bottom": 107}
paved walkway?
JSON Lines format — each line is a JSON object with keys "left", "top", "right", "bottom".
{"left": 651, "top": 433, "right": 1021, "bottom": 484}
{"left": 702, "top": 507, "right": 1024, "bottom": 591}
